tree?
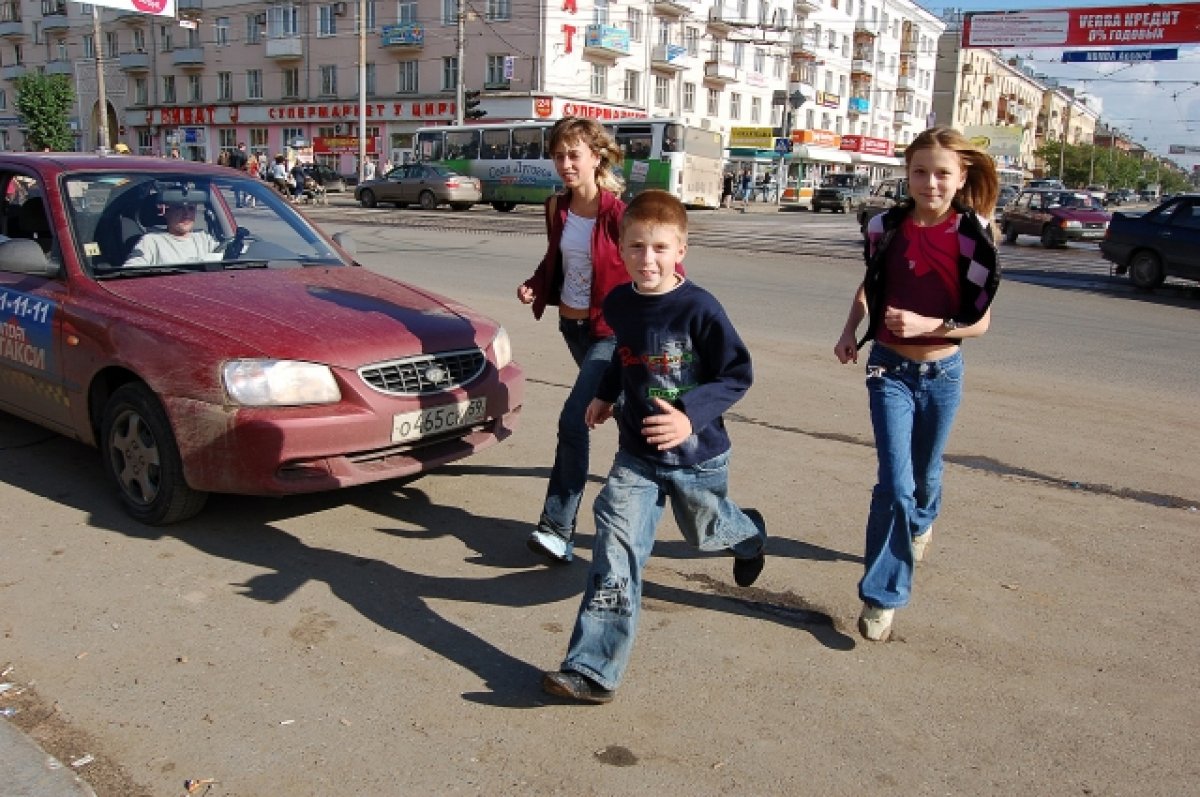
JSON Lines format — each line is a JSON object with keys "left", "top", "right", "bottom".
{"left": 15, "top": 73, "right": 74, "bottom": 152}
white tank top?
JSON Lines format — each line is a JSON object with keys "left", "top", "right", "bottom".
{"left": 559, "top": 210, "right": 596, "bottom": 310}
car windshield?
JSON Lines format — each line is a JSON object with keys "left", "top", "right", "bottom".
{"left": 821, "top": 174, "right": 859, "bottom": 188}
{"left": 62, "top": 172, "right": 348, "bottom": 277}
{"left": 1051, "top": 192, "right": 1099, "bottom": 209}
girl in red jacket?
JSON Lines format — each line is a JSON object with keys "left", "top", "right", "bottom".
{"left": 517, "top": 116, "right": 628, "bottom": 564}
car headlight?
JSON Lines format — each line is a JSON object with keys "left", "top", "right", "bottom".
{"left": 1061, "top": 219, "right": 1082, "bottom": 228}
{"left": 223, "top": 360, "right": 341, "bottom": 406}
{"left": 489, "top": 326, "right": 512, "bottom": 370}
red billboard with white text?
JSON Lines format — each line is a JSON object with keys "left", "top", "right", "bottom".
{"left": 963, "top": 3, "right": 1200, "bottom": 48}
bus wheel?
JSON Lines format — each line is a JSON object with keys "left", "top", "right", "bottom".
{"left": 492, "top": 201, "right": 517, "bottom": 212}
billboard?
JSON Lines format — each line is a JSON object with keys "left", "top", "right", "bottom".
{"left": 89, "top": 0, "right": 177, "bottom": 17}
{"left": 963, "top": 125, "right": 1025, "bottom": 159}
{"left": 963, "top": 4, "right": 1200, "bottom": 48}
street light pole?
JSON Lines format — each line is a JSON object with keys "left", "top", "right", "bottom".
{"left": 455, "top": 0, "right": 465, "bottom": 125}
{"left": 358, "top": 0, "right": 366, "bottom": 181}
{"left": 92, "top": 6, "right": 109, "bottom": 151}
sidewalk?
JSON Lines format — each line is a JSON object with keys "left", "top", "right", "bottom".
{"left": 0, "top": 720, "right": 96, "bottom": 797}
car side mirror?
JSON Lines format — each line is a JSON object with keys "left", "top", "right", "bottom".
{"left": 0, "top": 239, "right": 58, "bottom": 277}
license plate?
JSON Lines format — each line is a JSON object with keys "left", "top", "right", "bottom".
{"left": 392, "top": 398, "right": 487, "bottom": 442}
{"left": 1081, "top": 230, "right": 1104, "bottom": 238}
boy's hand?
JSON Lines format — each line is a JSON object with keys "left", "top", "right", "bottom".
{"left": 642, "top": 398, "right": 692, "bottom": 450}
{"left": 834, "top": 330, "right": 858, "bottom": 364}
{"left": 516, "top": 283, "right": 535, "bottom": 304}
{"left": 585, "top": 399, "right": 613, "bottom": 429}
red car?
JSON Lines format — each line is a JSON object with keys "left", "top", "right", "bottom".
{"left": 0, "top": 153, "right": 523, "bottom": 523}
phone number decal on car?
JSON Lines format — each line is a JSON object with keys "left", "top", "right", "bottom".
{"left": 392, "top": 398, "right": 487, "bottom": 442}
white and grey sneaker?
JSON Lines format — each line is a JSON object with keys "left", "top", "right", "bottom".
{"left": 911, "top": 526, "right": 933, "bottom": 563}
{"left": 527, "top": 529, "right": 573, "bottom": 564}
{"left": 858, "top": 604, "right": 895, "bottom": 642}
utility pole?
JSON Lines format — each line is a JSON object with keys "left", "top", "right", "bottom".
{"left": 455, "top": 0, "right": 465, "bottom": 125}
{"left": 92, "top": 6, "right": 109, "bottom": 151}
{"left": 358, "top": 0, "right": 367, "bottom": 181}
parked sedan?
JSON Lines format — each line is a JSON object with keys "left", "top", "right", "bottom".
{"left": 1101, "top": 194, "right": 1200, "bottom": 289}
{"left": 355, "top": 164, "right": 481, "bottom": 210}
{"left": 0, "top": 153, "right": 523, "bottom": 524}
{"left": 1001, "top": 189, "right": 1110, "bottom": 248}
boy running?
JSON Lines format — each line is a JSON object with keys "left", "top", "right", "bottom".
{"left": 542, "top": 189, "right": 767, "bottom": 704}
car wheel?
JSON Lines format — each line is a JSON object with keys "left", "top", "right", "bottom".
{"left": 359, "top": 189, "right": 377, "bottom": 208}
{"left": 492, "top": 201, "right": 517, "bottom": 212}
{"left": 1040, "top": 225, "right": 1062, "bottom": 248}
{"left": 419, "top": 190, "right": 438, "bottom": 210}
{"left": 101, "top": 383, "right": 207, "bottom": 525}
{"left": 1128, "top": 250, "right": 1166, "bottom": 290}
{"left": 1003, "top": 223, "right": 1018, "bottom": 244}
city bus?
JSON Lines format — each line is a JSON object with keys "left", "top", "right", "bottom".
{"left": 413, "top": 118, "right": 723, "bottom": 211}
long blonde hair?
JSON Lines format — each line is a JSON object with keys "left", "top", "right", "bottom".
{"left": 548, "top": 116, "right": 625, "bottom": 195}
{"left": 905, "top": 126, "right": 999, "bottom": 220}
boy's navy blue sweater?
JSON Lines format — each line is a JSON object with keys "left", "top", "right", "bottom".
{"left": 597, "top": 279, "right": 752, "bottom": 467}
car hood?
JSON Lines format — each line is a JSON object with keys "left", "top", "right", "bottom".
{"left": 99, "top": 267, "right": 492, "bottom": 368}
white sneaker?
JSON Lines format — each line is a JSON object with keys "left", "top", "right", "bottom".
{"left": 527, "top": 529, "right": 573, "bottom": 564}
{"left": 858, "top": 604, "right": 895, "bottom": 641}
{"left": 911, "top": 527, "right": 933, "bottom": 563}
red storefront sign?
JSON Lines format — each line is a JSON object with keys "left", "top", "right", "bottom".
{"left": 560, "top": 102, "right": 647, "bottom": 121}
{"left": 963, "top": 4, "right": 1200, "bottom": 48}
{"left": 313, "top": 136, "right": 379, "bottom": 155}
{"left": 267, "top": 101, "right": 456, "bottom": 121}
{"left": 146, "top": 105, "right": 236, "bottom": 126}
{"left": 840, "top": 135, "right": 894, "bottom": 157}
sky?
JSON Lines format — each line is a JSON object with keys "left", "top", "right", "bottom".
{"left": 917, "top": 0, "right": 1200, "bottom": 174}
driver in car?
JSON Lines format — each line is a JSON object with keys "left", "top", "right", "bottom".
{"left": 124, "top": 190, "right": 224, "bottom": 267}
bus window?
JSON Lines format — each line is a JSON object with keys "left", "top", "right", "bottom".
{"left": 415, "top": 131, "right": 444, "bottom": 162}
{"left": 663, "top": 124, "right": 684, "bottom": 153}
{"left": 445, "top": 130, "right": 480, "bottom": 160}
{"left": 481, "top": 128, "right": 510, "bottom": 160}
{"left": 614, "top": 125, "right": 653, "bottom": 160}
{"left": 512, "top": 127, "right": 544, "bottom": 160}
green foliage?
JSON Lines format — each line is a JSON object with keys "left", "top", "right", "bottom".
{"left": 14, "top": 73, "right": 75, "bottom": 151}
{"left": 1033, "top": 139, "right": 1191, "bottom": 193}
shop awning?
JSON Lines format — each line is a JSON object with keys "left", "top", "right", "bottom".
{"left": 791, "top": 145, "right": 852, "bottom": 164}
{"left": 850, "top": 153, "right": 904, "bottom": 167}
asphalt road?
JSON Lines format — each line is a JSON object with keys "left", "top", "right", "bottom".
{"left": 2, "top": 220, "right": 1197, "bottom": 795}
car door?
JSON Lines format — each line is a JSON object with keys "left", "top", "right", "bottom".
{"left": 1162, "top": 198, "right": 1200, "bottom": 279}
{"left": 377, "top": 166, "right": 405, "bottom": 203}
{"left": 1009, "top": 192, "right": 1035, "bottom": 234}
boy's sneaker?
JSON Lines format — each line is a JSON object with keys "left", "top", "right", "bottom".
{"left": 542, "top": 670, "right": 615, "bottom": 704}
{"left": 527, "top": 529, "right": 573, "bottom": 564}
{"left": 911, "top": 527, "right": 933, "bottom": 563}
{"left": 858, "top": 604, "right": 895, "bottom": 642}
{"left": 733, "top": 508, "right": 767, "bottom": 588}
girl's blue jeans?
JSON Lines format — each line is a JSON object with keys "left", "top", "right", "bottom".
{"left": 561, "top": 448, "right": 765, "bottom": 690}
{"left": 860, "top": 344, "right": 963, "bottom": 610}
{"left": 536, "top": 318, "right": 615, "bottom": 542}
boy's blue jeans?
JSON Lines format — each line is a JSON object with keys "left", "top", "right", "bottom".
{"left": 536, "top": 319, "right": 615, "bottom": 542}
{"left": 561, "top": 448, "right": 766, "bottom": 690}
{"left": 859, "top": 344, "right": 963, "bottom": 610}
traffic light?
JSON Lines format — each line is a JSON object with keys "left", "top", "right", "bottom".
{"left": 464, "top": 90, "right": 487, "bottom": 120}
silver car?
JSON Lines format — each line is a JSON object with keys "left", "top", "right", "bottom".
{"left": 355, "top": 164, "right": 481, "bottom": 211}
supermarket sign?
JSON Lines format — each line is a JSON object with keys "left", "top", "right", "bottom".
{"left": 963, "top": 3, "right": 1200, "bottom": 48}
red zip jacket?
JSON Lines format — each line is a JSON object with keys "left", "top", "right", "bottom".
{"left": 522, "top": 189, "right": 627, "bottom": 340}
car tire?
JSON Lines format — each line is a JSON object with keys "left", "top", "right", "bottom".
{"left": 359, "top": 189, "right": 377, "bottom": 208}
{"left": 101, "top": 383, "right": 207, "bottom": 525}
{"left": 1003, "top": 223, "right": 1018, "bottom": 244}
{"left": 1128, "top": 250, "right": 1166, "bottom": 290}
{"left": 492, "top": 201, "right": 517, "bottom": 212}
{"left": 419, "top": 190, "right": 438, "bottom": 210}
{"left": 1040, "top": 225, "right": 1062, "bottom": 248}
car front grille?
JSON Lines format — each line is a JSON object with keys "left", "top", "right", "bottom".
{"left": 359, "top": 349, "right": 486, "bottom": 396}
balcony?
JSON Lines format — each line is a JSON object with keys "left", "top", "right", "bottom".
{"left": 652, "top": 0, "right": 693, "bottom": 17}
{"left": 850, "top": 59, "right": 874, "bottom": 76}
{"left": 897, "top": 72, "right": 915, "bottom": 91}
{"left": 651, "top": 42, "right": 689, "bottom": 71}
{"left": 266, "top": 35, "right": 303, "bottom": 59}
{"left": 703, "top": 59, "right": 741, "bottom": 84}
{"left": 119, "top": 50, "right": 151, "bottom": 71}
{"left": 42, "top": 13, "right": 69, "bottom": 33}
{"left": 0, "top": 20, "right": 21, "bottom": 39}
{"left": 172, "top": 46, "right": 205, "bottom": 67}
{"left": 178, "top": 0, "right": 203, "bottom": 10}
{"left": 707, "top": 6, "right": 745, "bottom": 33}
{"left": 583, "top": 24, "right": 630, "bottom": 59}
{"left": 901, "top": 35, "right": 919, "bottom": 55}
{"left": 381, "top": 23, "right": 423, "bottom": 50}
{"left": 894, "top": 109, "right": 914, "bottom": 127}
{"left": 483, "top": 79, "right": 511, "bottom": 90}
{"left": 853, "top": 21, "right": 877, "bottom": 37}
{"left": 114, "top": 9, "right": 146, "bottom": 23}
{"left": 794, "top": 0, "right": 821, "bottom": 12}
{"left": 958, "top": 93, "right": 975, "bottom": 104}
{"left": 1, "top": 63, "right": 25, "bottom": 81}
{"left": 45, "top": 59, "right": 71, "bottom": 76}
{"left": 847, "top": 96, "right": 870, "bottom": 115}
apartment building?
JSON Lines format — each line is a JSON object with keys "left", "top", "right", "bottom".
{"left": 0, "top": 0, "right": 939, "bottom": 177}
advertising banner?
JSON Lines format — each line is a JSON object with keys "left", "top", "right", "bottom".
{"left": 89, "top": 0, "right": 177, "bottom": 18}
{"left": 963, "top": 125, "right": 1025, "bottom": 159}
{"left": 963, "top": 4, "right": 1200, "bottom": 48}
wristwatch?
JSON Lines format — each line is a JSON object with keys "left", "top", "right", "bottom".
{"left": 943, "top": 318, "right": 961, "bottom": 331}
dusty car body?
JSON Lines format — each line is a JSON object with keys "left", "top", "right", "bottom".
{"left": 355, "top": 164, "right": 482, "bottom": 210}
{"left": 0, "top": 153, "right": 523, "bottom": 524}
{"left": 856, "top": 177, "right": 908, "bottom": 231}
{"left": 811, "top": 172, "right": 871, "bottom": 213}
{"left": 1001, "top": 189, "right": 1110, "bottom": 248}
{"left": 1101, "top": 194, "right": 1200, "bottom": 289}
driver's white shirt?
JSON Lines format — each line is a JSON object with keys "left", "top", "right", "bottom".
{"left": 125, "top": 230, "right": 222, "bottom": 267}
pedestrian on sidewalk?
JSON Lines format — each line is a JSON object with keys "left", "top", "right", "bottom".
{"left": 516, "top": 116, "right": 629, "bottom": 565}
{"left": 739, "top": 167, "right": 753, "bottom": 212}
{"left": 833, "top": 126, "right": 1001, "bottom": 642}
{"left": 542, "top": 189, "right": 767, "bottom": 704}
{"left": 721, "top": 171, "right": 734, "bottom": 208}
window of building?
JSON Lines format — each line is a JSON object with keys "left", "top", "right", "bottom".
{"left": 486, "top": 54, "right": 509, "bottom": 86}
{"left": 486, "top": 0, "right": 509, "bottom": 21}
{"left": 82, "top": 34, "right": 93, "bottom": 59}
{"left": 283, "top": 67, "right": 300, "bottom": 97}
{"left": 247, "top": 69, "right": 262, "bottom": 99}
{"left": 219, "top": 129, "right": 237, "bottom": 150}
{"left": 683, "top": 82, "right": 695, "bottom": 112}
{"left": 105, "top": 31, "right": 118, "bottom": 57}
{"left": 685, "top": 26, "right": 699, "bottom": 56}
{"left": 134, "top": 77, "right": 147, "bottom": 105}
{"left": 132, "top": 28, "right": 145, "bottom": 52}
{"left": 159, "top": 24, "right": 172, "bottom": 50}
{"left": 751, "top": 95, "right": 761, "bottom": 123}
{"left": 360, "top": 62, "right": 376, "bottom": 95}
{"left": 186, "top": 28, "right": 200, "bottom": 48}
{"left": 319, "top": 5, "right": 337, "bottom": 36}
{"left": 188, "top": 74, "right": 202, "bottom": 102}
{"left": 654, "top": 75, "right": 668, "bottom": 108}
{"left": 733, "top": 41, "right": 744, "bottom": 67}
{"left": 162, "top": 75, "right": 176, "bottom": 103}
{"left": 215, "top": 17, "right": 229, "bottom": 46}
{"left": 593, "top": 0, "right": 609, "bottom": 25}
{"left": 622, "top": 69, "right": 639, "bottom": 104}
{"left": 218, "top": 71, "right": 231, "bottom": 101}
{"left": 320, "top": 64, "right": 337, "bottom": 95}
{"left": 268, "top": 5, "right": 299, "bottom": 37}
{"left": 137, "top": 129, "right": 152, "bottom": 152}
{"left": 658, "top": 19, "right": 671, "bottom": 45}
{"left": 282, "top": 127, "right": 303, "bottom": 147}
{"left": 249, "top": 128, "right": 268, "bottom": 158}
{"left": 398, "top": 60, "right": 418, "bottom": 93}
{"left": 442, "top": 56, "right": 457, "bottom": 90}
{"left": 729, "top": 91, "right": 741, "bottom": 120}
{"left": 442, "top": 0, "right": 455, "bottom": 25}
{"left": 32, "top": 22, "right": 40, "bottom": 45}
{"left": 246, "top": 14, "right": 261, "bottom": 45}
{"left": 398, "top": 1, "right": 417, "bottom": 23}
{"left": 627, "top": 8, "right": 642, "bottom": 42}
{"left": 355, "top": 0, "right": 376, "bottom": 32}
{"left": 590, "top": 63, "right": 607, "bottom": 97}
{"left": 707, "top": 87, "right": 719, "bottom": 116}
{"left": 753, "top": 47, "right": 765, "bottom": 74}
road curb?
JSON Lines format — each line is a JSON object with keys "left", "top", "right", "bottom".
{"left": 0, "top": 720, "right": 97, "bottom": 797}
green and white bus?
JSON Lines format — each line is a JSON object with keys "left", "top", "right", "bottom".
{"left": 413, "top": 118, "right": 723, "bottom": 211}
